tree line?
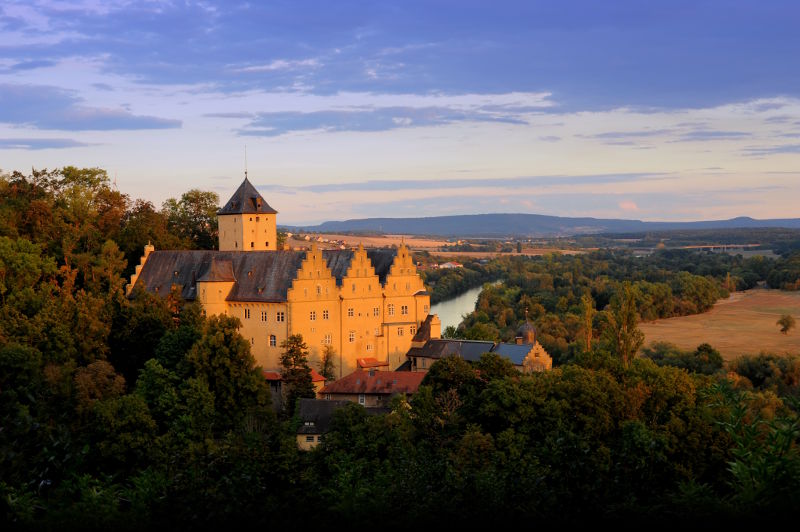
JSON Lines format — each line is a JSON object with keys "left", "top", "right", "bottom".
{"left": 2, "top": 167, "right": 800, "bottom": 525}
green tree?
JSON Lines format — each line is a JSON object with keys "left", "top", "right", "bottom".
{"left": 319, "top": 344, "right": 337, "bottom": 380}
{"left": 777, "top": 314, "right": 796, "bottom": 335}
{"left": 279, "top": 334, "right": 316, "bottom": 416}
{"left": 186, "top": 314, "right": 270, "bottom": 431}
{"left": 162, "top": 189, "right": 219, "bottom": 250}
{"left": 601, "top": 281, "right": 644, "bottom": 367}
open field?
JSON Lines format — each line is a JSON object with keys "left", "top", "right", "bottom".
{"left": 289, "top": 233, "right": 586, "bottom": 257}
{"left": 639, "top": 289, "right": 800, "bottom": 360}
{"left": 288, "top": 233, "right": 454, "bottom": 249}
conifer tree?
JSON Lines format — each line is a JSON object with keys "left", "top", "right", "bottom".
{"left": 280, "top": 334, "right": 316, "bottom": 416}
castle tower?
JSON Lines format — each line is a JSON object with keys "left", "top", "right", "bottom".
{"left": 217, "top": 177, "right": 278, "bottom": 251}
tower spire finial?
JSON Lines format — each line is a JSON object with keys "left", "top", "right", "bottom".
{"left": 244, "top": 145, "right": 248, "bottom": 179}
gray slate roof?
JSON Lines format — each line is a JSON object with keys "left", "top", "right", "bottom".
{"left": 490, "top": 343, "right": 533, "bottom": 365}
{"left": 296, "top": 398, "right": 351, "bottom": 435}
{"left": 407, "top": 339, "right": 533, "bottom": 366}
{"left": 133, "top": 248, "right": 398, "bottom": 302}
{"left": 406, "top": 339, "right": 495, "bottom": 363}
{"left": 217, "top": 177, "right": 278, "bottom": 215}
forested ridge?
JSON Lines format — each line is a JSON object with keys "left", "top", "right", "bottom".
{"left": 2, "top": 168, "right": 800, "bottom": 527}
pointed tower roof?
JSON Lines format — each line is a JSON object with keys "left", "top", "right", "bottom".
{"left": 217, "top": 177, "right": 278, "bottom": 215}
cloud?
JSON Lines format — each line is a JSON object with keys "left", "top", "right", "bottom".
{"left": 618, "top": 200, "right": 640, "bottom": 212}
{"left": 674, "top": 130, "right": 751, "bottom": 142}
{"left": 742, "top": 144, "right": 800, "bottom": 156}
{"left": 0, "top": 138, "right": 90, "bottom": 150}
{"left": 237, "top": 93, "right": 553, "bottom": 137}
{"left": 8, "top": 59, "right": 57, "bottom": 71}
{"left": 539, "top": 135, "right": 561, "bottom": 142}
{"left": 236, "top": 59, "right": 320, "bottom": 72}
{"left": 0, "top": 83, "right": 181, "bottom": 130}
{"left": 258, "top": 173, "right": 666, "bottom": 194}
{"left": 584, "top": 128, "right": 673, "bottom": 140}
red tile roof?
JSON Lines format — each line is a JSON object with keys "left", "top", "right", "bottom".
{"left": 319, "top": 370, "right": 425, "bottom": 396}
{"left": 309, "top": 368, "right": 327, "bottom": 382}
{"left": 357, "top": 357, "right": 389, "bottom": 369}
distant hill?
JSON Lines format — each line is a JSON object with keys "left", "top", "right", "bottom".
{"left": 286, "top": 214, "right": 800, "bottom": 238}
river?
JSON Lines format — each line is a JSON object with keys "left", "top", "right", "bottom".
{"left": 430, "top": 284, "right": 487, "bottom": 331}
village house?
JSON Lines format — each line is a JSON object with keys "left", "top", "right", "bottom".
{"left": 318, "top": 369, "right": 426, "bottom": 407}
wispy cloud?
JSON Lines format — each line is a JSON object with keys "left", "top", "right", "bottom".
{"left": 742, "top": 144, "right": 800, "bottom": 156}
{"left": 0, "top": 83, "right": 181, "bottom": 130}
{"left": 674, "top": 130, "right": 751, "bottom": 142}
{"left": 235, "top": 58, "right": 320, "bottom": 73}
{"left": 0, "top": 138, "right": 90, "bottom": 150}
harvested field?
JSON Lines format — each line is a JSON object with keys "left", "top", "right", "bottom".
{"left": 289, "top": 233, "right": 454, "bottom": 249}
{"left": 639, "top": 289, "right": 800, "bottom": 360}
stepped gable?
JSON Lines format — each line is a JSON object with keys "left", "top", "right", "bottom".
{"left": 490, "top": 343, "right": 533, "bottom": 365}
{"left": 217, "top": 177, "right": 277, "bottom": 215}
{"left": 132, "top": 250, "right": 306, "bottom": 302}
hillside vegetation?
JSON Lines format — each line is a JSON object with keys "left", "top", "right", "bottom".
{"left": 2, "top": 167, "right": 800, "bottom": 525}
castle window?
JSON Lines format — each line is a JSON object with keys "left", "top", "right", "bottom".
{"left": 323, "top": 309, "right": 329, "bottom": 320}
{"left": 348, "top": 308, "right": 354, "bottom": 317}
{"left": 250, "top": 338, "right": 254, "bottom": 345}
{"left": 352, "top": 282, "right": 356, "bottom": 292}
{"left": 244, "top": 308, "right": 251, "bottom": 319}
{"left": 401, "top": 305, "right": 408, "bottom": 315}
{"left": 410, "top": 325, "right": 417, "bottom": 335}
{"left": 235, "top": 241, "right": 238, "bottom": 248}
{"left": 349, "top": 331, "right": 355, "bottom": 343}
{"left": 397, "top": 327, "right": 404, "bottom": 336}
{"left": 375, "top": 328, "right": 380, "bottom": 336}
{"left": 358, "top": 394, "right": 365, "bottom": 405}
{"left": 323, "top": 334, "right": 332, "bottom": 345}
{"left": 310, "top": 311, "right": 316, "bottom": 321}
{"left": 424, "top": 304, "right": 429, "bottom": 313}
{"left": 261, "top": 311, "right": 268, "bottom": 321}
{"left": 316, "top": 285, "right": 321, "bottom": 295}
{"left": 304, "top": 288, "right": 308, "bottom": 297}
{"left": 250, "top": 241, "right": 254, "bottom": 248}
{"left": 373, "top": 307, "right": 379, "bottom": 317}
{"left": 249, "top": 217, "right": 252, "bottom": 222}
{"left": 366, "top": 344, "right": 373, "bottom": 351}
{"left": 269, "top": 335, "right": 276, "bottom": 347}
{"left": 256, "top": 216, "right": 260, "bottom": 222}
{"left": 388, "top": 304, "right": 395, "bottom": 316}
{"left": 265, "top": 242, "right": 269, "bottom": 247}
{"left": 276, "top": 311, "right": 285, "bottom": 322}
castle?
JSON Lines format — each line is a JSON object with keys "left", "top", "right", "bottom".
{"left": 127, "top": 177, "right": 440, "bottom": 376}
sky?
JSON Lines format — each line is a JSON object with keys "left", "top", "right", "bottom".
{"left": 1, "top": 1, "right": 799, "bottom": 225}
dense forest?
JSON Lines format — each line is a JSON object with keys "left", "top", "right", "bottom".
{"left": 2, "top": 168, "right": 800, "bottom": 526}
